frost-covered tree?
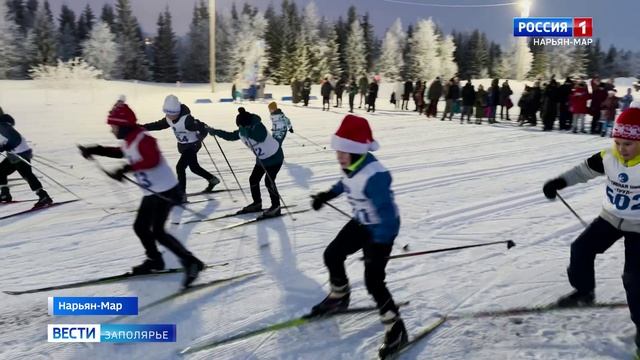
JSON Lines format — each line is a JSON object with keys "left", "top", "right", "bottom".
{"left": 0, "top": 0, "right": 22, "bottom": 78}
{"left": 345, "top": 19, "right": 366, "bottom": 78}
{"left": 229, "top": 10, "right": 267, "bottom": 84}
{"left": 407, "top": 18, "right": 440, "bottom": 80}
{"left": 315, "top": 27, "right": 342, "bottom": 80}
{"left": 82, "top": 21, "right": 118, "bottom": 79}
{"left": 438, "top": 35, "right": 458, "bottom": 80}
{"left": 378, "top": 18, "right": 405, "bottom": 81}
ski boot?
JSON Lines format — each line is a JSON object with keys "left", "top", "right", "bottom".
{"left": 202, "top": 177, "right": 220, "bottom": 193}
{"left": 132, "top": 257, "right": 165, "bottom": 275}
{"left": 308, "top": 283, "right": 350, "bottom": 317}
{"left": 182, "top": 256, "right": 205, "bottom": 288}
{"left": 236, "top": 202, "right": 262, "bottom": 214}
{"left": 257, "top": 205, "right": 281, "bottom": 220}
{"left": 0, "top": 186, "right": 11, "bottom": 202}
{"left": 556, "top": 290, "right": 594, "bottom": 308}
{"left": 33, "top": 189, "right": 53, "bottom": 208}
{"left": 378, "top": 311, "right": 408, "bottom": 359}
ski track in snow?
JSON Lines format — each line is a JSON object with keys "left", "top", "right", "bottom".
{"left": 0, "top": 79, "right": 638, "bottom": 360}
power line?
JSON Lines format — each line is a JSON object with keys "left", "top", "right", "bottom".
{"left": 382, "top": 0, "right": 518, "bottom": 8}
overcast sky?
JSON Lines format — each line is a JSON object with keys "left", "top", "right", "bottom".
{"left": 46, "top": 0, "right": 639, "bottom": 51}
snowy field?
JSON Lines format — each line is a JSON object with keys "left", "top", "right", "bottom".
{"left": 0, "top": 79, "right": 638, "bottom": 360}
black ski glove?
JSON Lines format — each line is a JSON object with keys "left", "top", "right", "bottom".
{"left": 107, "top": 165, "right": 132, "bottom": 182}
{"left": 311, "top": 191, "right": 336, "bottom": 210}
{"left": 543, "top": 177, "right": 567, "bottom": 199}
{"left": 288, "top": 127, "right": 294, "bottom": 134}
{"left": 78, "top": 145, "right": 98, "bottom": 159}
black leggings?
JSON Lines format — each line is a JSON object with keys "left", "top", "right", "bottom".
{"left": 0, "top": 154, "right": 43, "bottom": 191}
{"left": 134, "top": 186, "right": 194, "bottom": 262}
{"left": 176, "top": 143, "right": 214, "bottom": 193}
{"left": 249, "top": 160, "right": 282, "bottom": 208}
{"left": 568, "top": 217, "right": 640, "bottom": 328}
{"left": 324, "top": 220, "right": 398, "bottom": 315}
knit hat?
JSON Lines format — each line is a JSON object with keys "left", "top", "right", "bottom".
{"left": 163, "top": 95, "right": 181, "bottom": 116}
{"left": 236, "top": 107, "right": 253, "bottom": 127}
{"left": 107, "top": 103, "right": 137, "bottom": 127}
{"left": 268, "top": 101, "right": 278, "bottom": 112}
{"left": 331, "top": 115, "right": 379, "bottom": 154}
{"left": 612, "top": 102, "right": 640, "bottom": 140}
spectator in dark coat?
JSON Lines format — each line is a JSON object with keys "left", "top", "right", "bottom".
{"left": 499, "top": 80, "right": 513, "bottom": 120}
{"left": 416, "top": 82, "right": 426, "bottom": 115}
{"left": 590, "top": 82, "right": 608, "bottom": 134}
{"left": 441, "top": 77, "right": 460, "bottom": 121}
{"left": 402, "top": 80, "right": 413, "bottom": 110}
{"left": 334, "top": 78, "right": 346, "bottom": 108}
{"left": 358, "top": 76, "right": 369, "bottom": 108}
{"left": 413, "top": 80, "right": 422, "bottom": 112}
{"left": 529, "top": 80, "right": 542, "bottom": 126}
{"left": 302, "top": 77, "right": 312, "bottom": 106}
{"left": 461, "top": 80, "right": 475, "bottom": 123}
{"left": 291, "top": 78, "right": 302, "bottom": 104}
{"left": 321, "top": 77, "right": 334, "bottom": 111}
{"left": 487, "top": 78, "right": 500, "bottom": 123}
{"left": 426, "top": 77, "right": 443, "bottom": 118}
{"left": 557, "top": 77, "right": 574, "bottom": 130}
{"left": 367, "top": 78, "right": 379, "bottom": 113}
{"left": 474, "top": 84, "right": 488, "bottom": 124}
{"left": 542, "top": 79, "right": 560, "bottom": 131}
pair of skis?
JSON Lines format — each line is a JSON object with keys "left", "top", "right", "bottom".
{"left": 0, "top": 199, "right": 80, "bottom": 221}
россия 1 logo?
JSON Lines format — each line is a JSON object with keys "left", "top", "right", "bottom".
{"left": 513, "top": 17, "right": 593, "bottom": 46}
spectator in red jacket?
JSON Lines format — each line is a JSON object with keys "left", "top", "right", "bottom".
{"left": 570, "top": 81, "right": 590, "bottom": 133}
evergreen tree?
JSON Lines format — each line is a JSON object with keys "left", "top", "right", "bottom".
{"left": 230, "top": 9, "right": 266, "bottom": 84}
{"left": 152, "top": 8, "right": 178, "bottom": 83}
{"left": 602, "top": 45, "right": 618, "bottom": 78}
{"left": 570, "top": 46, "right": 587, "bottom": 78}
{"left": 26, "top": 0, "right": 57, "bottom": 68}
{"left": 215, "top": 12, "right": 232, "bottom": 82}
{"left": 585, "top": 38, "right": 603, "bottom": 77}
{"left": 345, "top": 19, "right": 366, "bottom": 78}
{"left": 76, "top": 4, "right": 95, "bottom": 45}
{"left": 24, "top": 0, "right": 37, "bottom": 31}
{"left": 401, "top": 24, "right": 413, "bottom": 79}
{"left": 57, "top": 4, "right": 77, "bottom": 61}
{"left": 452, "top": 31, "right": 470, "bottom": 78}
{"left": 292, "top": 33, "right": 311, "bottom": 81}
{"left": 316, "top": 26, "right": 341, "bottom": 79}
{"left": 301, "top": 2, "right": 322, "bottom": 81}
{"left": 361, "top": 12, "right": 376, "bottom": 72}
{"left": 468, "top": 30, "right": 488, "bottom": 78}
{"left": 262, "top": 4, "right": 281, "bottom": 82}
{"left": 182, "top": 0, "right": 209, "bottom": 82}
{"left": 378, "top": 18, "right": 405, "bottom": 81}
{"left": 100, "top": 4, "right": 116, "bottom": 34}
{"left": 6, "top": 0, "right": 26, "bottom": 33}
{"left": 82, "top": 21, "right": 118, "bottom": 79}
{"left": 0, "top": 0, "right": 22, "bottom": 78}
{"left": 487, "top": 42, "right": 502, "bottom": 78}
{"left": 527, "top": 38, "right": 547, "bottom": 79}
{"left": 114, "top": 0, "right": 149, "bottom": 80}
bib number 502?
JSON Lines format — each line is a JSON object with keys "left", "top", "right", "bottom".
{"left": 606, "top": 186, "right": 640, "bottom": 211}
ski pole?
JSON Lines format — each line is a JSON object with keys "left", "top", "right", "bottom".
{"left": 210, "top": 133, "right": 249, "bottom": 202}
{"left": 311, "top": 195, "right": 351, "bottom": 219}
{"left": 247, "top": 141, "right": 295, "bottom": 221}
{"left": 556, "top": 192, "right": 588, "bottom": 228}
{"left": 361, "top": 240, "right": 516, "bottom": 261}
{"left": 6, "top": 153, "right": 83, "bottom": 199}
{"left": 293, "top": 131, "right": 327, "bottom": 150}
{"left": 31, "top": 156, "right": 85, "bottom": 181}
{"left": 90, "top": 159, "right": 208, "bottom": 220}
{"left": 202, "top": 142, "right": 236, "bottom": 202}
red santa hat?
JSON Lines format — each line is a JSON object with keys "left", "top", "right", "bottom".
{"left": 107, "top": 103, "right": 137, "bottom": 127}
{"left": 331, "top": 115, "right": 379, "bottom": 154}
{"left": 612, "top": 102, "right": 640, "bottom": 140}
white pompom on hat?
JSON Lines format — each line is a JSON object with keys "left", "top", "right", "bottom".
{"left": 331, "top": 115, "right": 379, "bottom": 154}
{"left": 612, "top": 102, "right": 640, "bottom": 140}
{"left": 162, "top": 95, "right": 181, "bottom": 116}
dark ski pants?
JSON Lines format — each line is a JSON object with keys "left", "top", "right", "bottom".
{"left": 349, "top": 94, "right": 356, "bottom": 112}
{"left": 367, "top": 98, "right": 376, "bottom": 112}
{"left": 322, "top": 96, "right": 331, "bottom": 110}
{"left": 249, "top": 160, "right": 282, "bottom": 208}
{"left": 324, "top": 220, "right": 399, "bottom": 315}
{"left": 176, "top": 142, "right": 215, "bottom": 194}
{"left": 567, "top": 217, "right": 640, "bottom": 328}
{"left": 0, "top": 153, "right": 43, "bottom": 191}
{"left": 134, "top": 186, "right": 194, "bottom": 262}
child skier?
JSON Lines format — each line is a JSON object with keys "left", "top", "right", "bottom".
{"left": 208, "top": 107, "right": 283, "bottom": 218}
{"left": 543, "top": 103, "right": 640, "bottom": 357}
{"left": 142, "top": 95, "right": 219, "bottom": 200}
{"left": 78, "top": 103, "right": 204, "bottom": 287}
{"left": 267, "top": 102, "right": 293, "bottom": 144}
{"left": 0, "top": 107, "right": 53, "bottom": 208}
{"left": 309, "top": 114, "right": 406, "bottom": 358}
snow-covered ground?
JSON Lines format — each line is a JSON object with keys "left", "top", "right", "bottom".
{"left": 0, "top": 79, "right": 638, "bottom": 360}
